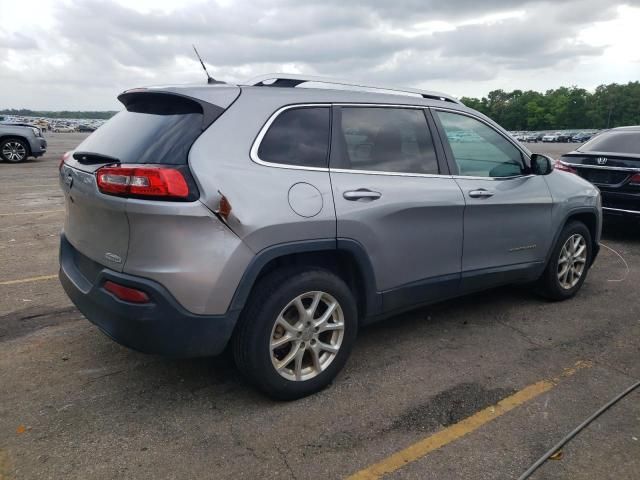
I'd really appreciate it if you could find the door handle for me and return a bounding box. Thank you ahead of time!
[468,189,495,199]
[343,189,382,201]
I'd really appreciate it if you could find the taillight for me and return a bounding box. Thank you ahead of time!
[59,151,71,171]
[104,280,150,303]
[96,165,194,200]
[630,173,640,185]
[554,160,577,174]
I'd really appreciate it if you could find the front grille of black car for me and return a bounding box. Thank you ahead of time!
[575,168,629,185]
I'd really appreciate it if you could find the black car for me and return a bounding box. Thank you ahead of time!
[557,126,640,217]
[572,132,593,143]
[556,132,574,143]
[77,124,96,132]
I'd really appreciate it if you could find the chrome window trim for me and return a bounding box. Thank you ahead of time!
[330,167,452,179]
[559,161,640,173]
[431,106,532,179]
[251,102,455,176]
[451,174,537,181]
[250,103,332,172]
[603,207,640,215]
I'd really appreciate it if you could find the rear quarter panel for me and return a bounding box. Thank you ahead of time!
[188,88,337,253]
[124,199,254,315]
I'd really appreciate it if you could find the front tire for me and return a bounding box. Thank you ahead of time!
[539,221,592,300]
[232,268,358,400]
[0,138,29,162]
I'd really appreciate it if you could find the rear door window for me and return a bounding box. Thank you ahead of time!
[257,107,331,168]
[333,107,439,174]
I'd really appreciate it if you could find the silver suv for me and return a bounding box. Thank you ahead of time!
[59,75,602,399]
[0,123,47,162]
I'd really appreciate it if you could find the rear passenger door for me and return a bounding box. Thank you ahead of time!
[432,109,553,288]
[330,105,465,312]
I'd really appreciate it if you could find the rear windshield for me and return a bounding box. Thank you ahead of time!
[75,93,204,165]
[580,131,640,155]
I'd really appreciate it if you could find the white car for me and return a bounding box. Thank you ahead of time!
[54,125,76,133]
[542,132,560,142]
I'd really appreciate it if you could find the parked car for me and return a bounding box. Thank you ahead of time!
[77,124,97,132]
[556,132,573,143]
[0,123,47,162]
[557,126,640,218]
[542,132,560,142]
[525,133,539,143]
[572,132,592,143]
[54,125,76,133]
[58,75,602,399]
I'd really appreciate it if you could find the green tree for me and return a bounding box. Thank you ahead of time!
[459,81,640,130]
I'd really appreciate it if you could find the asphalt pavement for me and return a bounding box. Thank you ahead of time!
[0,134,638,479]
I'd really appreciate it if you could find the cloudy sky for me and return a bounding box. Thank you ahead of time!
[1,0,639,110]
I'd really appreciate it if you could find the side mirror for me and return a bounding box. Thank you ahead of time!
[530,154,554,175]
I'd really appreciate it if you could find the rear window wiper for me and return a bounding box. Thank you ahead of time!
[73,151,121,165]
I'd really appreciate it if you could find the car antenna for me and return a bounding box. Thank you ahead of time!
[192,45,222,84]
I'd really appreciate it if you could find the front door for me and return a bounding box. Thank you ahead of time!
[433,109,553,288]
[330,105,465,312]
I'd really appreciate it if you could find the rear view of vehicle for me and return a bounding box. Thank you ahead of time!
[59,86,249,357]
[557,126,640,218]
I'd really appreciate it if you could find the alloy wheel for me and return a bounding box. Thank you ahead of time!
[2,141,27,162]
[269,291,345,381]
[557,234,587,290]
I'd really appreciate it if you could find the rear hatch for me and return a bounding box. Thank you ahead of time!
[60,86,240,272]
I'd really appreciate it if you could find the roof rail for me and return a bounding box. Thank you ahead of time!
[244,74,463,105]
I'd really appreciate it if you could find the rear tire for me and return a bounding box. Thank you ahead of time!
[539,221,592,300]
[232,267,358,400]
[0,138,29,162]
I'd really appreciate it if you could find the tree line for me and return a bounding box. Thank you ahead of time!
[0,109,117,120]
[2,81,639,129]
[460,81,640,131]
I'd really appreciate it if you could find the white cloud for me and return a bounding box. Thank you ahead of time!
[0,0,638,110]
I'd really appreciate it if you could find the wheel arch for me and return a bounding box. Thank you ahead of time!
[0,135,31,157]
[547,207,600,268]
[228,238,382,321]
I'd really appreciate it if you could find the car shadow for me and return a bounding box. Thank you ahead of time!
[117,284,536,405]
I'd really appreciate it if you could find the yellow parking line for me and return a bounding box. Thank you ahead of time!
[0,274,58,286]
[346,361,592,480]
[0,209,64,217]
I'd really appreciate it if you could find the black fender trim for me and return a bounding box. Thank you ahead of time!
[546,207,601,268]
[337,238,383,318]
[228,238,382,319]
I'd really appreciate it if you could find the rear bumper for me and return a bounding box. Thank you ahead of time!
[600,191,640,218]
[59,235,239,357]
